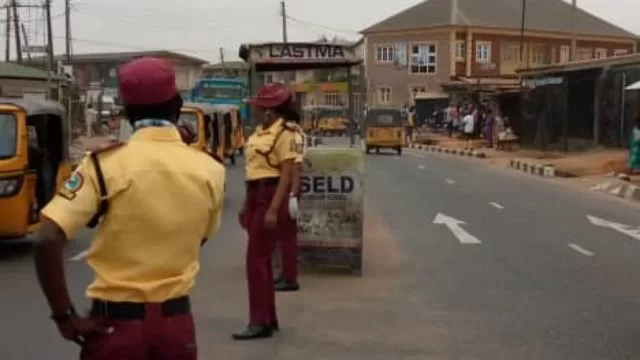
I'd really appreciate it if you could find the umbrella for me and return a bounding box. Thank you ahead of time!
[625,80,640,91]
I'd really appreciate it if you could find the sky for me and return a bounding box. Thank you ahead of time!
[2,0,639,64]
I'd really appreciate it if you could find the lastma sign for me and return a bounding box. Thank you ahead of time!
[268,44,346,61]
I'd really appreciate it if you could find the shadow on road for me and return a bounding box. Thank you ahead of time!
[0,240,34,261]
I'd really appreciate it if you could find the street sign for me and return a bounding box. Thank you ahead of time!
[297,147,364,274]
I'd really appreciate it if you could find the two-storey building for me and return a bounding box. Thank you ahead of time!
[361,0,637,108]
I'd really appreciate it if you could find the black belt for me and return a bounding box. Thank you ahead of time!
[246,177,279,189]
[90,296,190,320]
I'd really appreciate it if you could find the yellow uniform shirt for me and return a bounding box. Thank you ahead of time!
[244,118,301,180]
[285,121,306,164]
[42,127,225,302]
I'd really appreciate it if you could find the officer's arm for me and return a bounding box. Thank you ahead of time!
[34,157,100,315]
[202,164,226,246]
[270,131,299,212]
[291,132,304,196]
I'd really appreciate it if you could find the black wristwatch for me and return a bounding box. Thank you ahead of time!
[50,306,76,324]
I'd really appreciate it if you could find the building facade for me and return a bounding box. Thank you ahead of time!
[362,0,638,108]
[32,50,208,93]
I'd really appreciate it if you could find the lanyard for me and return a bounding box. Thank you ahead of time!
[133,119,175,131]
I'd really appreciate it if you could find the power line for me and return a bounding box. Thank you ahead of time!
[285,14,360,36]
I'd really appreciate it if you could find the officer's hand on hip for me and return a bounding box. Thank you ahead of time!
[58,315,113,345]
[264,208,278,229]
[238,208,246,230]
[288,197,299,219]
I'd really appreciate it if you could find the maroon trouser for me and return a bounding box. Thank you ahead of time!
[80,298,196,360]
[244,179,288,325]
[279,211,299,282]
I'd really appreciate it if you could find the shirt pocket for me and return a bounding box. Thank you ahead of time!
[104,174,133,200]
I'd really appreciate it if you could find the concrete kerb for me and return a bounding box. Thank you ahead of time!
[406,143,486,159]
[590,179,640,203]
[508,159,556,178]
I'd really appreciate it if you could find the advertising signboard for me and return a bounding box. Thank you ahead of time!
[297,147,364,274]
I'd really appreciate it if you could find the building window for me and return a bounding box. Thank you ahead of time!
[501,42,520,62]
[530,44,549,65]
[375,44,395,62]
[595,48,608,59]
[410,43,437,74]
[455,40,465,61]
[324,92,341,106]
[576,47,593,61]
[410,85,427,99]
[476,41,491,62]
[264,73,274,83]
[614,49,629,56]
[377,87,391,105]
[559,46,570,63]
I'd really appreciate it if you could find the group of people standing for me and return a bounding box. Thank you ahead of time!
[32,56,305,360]
[443,104,507,148]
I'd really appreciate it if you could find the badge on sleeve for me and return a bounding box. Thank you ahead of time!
[290,138,304,154]
[57,172,85,200]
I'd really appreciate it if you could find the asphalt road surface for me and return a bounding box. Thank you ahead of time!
[2,137,640,360]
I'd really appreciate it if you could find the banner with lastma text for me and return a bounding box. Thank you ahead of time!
[297,147,364,274]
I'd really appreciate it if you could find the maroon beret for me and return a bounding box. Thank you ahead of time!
[247,82,292,108]
[117,57,178,105]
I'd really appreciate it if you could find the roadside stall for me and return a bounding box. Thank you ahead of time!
[239,42,365,274]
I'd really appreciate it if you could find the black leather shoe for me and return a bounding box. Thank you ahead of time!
[274,280,300,292]
[270,321,280,332]
[232,325,273,340]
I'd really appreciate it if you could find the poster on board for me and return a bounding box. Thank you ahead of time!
[297,147,364,274]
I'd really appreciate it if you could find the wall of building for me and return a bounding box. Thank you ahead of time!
[365,29,452,107]
[0,78,53,98]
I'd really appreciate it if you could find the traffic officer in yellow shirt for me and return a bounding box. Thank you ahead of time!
[33,57,225,359]
[274,107,304,292]
[233,83,302,340]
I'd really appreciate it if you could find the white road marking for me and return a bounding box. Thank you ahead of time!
[433,213,482,244]
[445,178,455,184]
[418,165,426,169]
[69,250,89,261]
[406,152,426,159]
[587,215,640,242]
[489,202,504,209]
[568,243,595,257]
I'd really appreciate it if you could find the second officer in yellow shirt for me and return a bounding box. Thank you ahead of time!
[233,83,302,340]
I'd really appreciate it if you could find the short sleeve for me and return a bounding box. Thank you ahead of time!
[273,129,300,164]
[203,163,226,239]
[293,132,304,163]
[41,156,99,240]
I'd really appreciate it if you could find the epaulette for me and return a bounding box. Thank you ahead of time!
[283,121,301,132]
[86,141,125,156]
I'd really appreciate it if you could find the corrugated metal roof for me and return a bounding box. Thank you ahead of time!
[30,50,208,65]
[0,62,55,81]
[361,0,636,39]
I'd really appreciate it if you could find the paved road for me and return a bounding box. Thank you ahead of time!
[2,137,640,359]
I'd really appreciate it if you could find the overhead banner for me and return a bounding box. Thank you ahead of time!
[297,147,364,274]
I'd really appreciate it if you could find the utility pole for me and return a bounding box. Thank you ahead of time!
[11,0,22,63]
[280,1,290,88]
[219,47,225,75]
[519,0,526,68]
[569,0,577,61]
[20,23,30,62]
[45,0,54,72]
[65,0,71,61]
[5,5,10,61]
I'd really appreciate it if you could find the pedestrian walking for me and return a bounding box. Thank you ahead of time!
[462,112,475,148]
[33,57,226,360]
[483,108,495,148]
[234,82,303,340]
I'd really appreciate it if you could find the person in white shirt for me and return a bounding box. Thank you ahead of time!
[462,113,475,147]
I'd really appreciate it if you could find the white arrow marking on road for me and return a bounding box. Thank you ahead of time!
[69,250,89,261]
[445,178,455,184]
[489,202,504,209]
[568,243,595,257]
[418,165,426,169]
[587,215,640,241]
[433,213,481,244]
